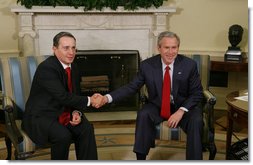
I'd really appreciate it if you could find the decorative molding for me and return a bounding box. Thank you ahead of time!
[11,5,176,57]
[11,5,176,14]
[179,50,248,59]
[0,50,20,57]
[19,31,37,38]
[179,50,226,57]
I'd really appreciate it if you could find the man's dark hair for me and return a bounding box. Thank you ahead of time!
[53,31,76,47]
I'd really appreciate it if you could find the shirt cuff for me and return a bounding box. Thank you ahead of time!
[72,110,82,116]
[179,107,189,112]
[87,96,91,106]
[105,94,113,103]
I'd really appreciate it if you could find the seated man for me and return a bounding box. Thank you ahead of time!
[95,31,204,160]
[22,31,102,160]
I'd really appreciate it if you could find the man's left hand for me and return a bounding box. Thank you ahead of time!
[167,108,185,128]
[70,111,82,126]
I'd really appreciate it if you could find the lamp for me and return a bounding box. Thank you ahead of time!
[224,24,244,61]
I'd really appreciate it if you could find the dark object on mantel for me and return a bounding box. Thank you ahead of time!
[224,24,244,61]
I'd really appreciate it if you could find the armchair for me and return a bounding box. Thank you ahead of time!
[0,55,50,159]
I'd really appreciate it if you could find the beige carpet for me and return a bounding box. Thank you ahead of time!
[0,123,247,160]
[0,110,248,160]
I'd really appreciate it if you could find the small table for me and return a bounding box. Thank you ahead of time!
[211,56,248,72]
[225,90,248,159]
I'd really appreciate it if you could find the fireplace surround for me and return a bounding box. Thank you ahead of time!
[11,5,176,59]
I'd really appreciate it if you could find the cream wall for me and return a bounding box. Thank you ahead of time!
[167,0,248,54]
[0,0,249,109]
[0,0,19,56]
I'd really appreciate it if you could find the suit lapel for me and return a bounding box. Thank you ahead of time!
[54,56,69,92]
[153,56,163,101]
[172,55,182,99]
[71,65,78,94]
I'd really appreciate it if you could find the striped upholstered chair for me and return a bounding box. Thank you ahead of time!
[0,55,50,159]
[142,54,217,160]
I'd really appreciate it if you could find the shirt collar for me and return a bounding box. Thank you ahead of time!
[59,61,71,70]
[161,58,174,71]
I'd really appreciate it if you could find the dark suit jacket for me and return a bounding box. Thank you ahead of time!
[110,54,203,121]
[22,55,88,145]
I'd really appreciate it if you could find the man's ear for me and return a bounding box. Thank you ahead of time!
[52,46,56,52]
[157,45,161,51]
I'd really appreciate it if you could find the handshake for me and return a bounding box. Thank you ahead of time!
[90,93,108,109]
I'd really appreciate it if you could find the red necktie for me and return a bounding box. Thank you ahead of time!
[59,67,72,125]
[161,66,171,119]
[65,67,72,92]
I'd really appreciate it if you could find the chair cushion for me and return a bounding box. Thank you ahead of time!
[155,121,186,141]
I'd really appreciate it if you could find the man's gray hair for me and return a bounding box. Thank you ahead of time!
[157,31,180,47]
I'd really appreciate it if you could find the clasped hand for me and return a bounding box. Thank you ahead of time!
[90,93,108,109]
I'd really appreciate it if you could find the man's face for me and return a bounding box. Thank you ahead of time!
[158,37,179,65]
[53,36,76,65]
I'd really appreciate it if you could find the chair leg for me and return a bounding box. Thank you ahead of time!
[5,135,12,160]
[207,130,217,160]
[208,142,217,160]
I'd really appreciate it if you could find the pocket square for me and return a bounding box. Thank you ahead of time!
[178,72,182,74]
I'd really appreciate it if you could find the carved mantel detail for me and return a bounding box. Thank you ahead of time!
[11,5,176,58]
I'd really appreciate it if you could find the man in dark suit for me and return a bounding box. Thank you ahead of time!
[22,32,101,160]
[97,31,204,160]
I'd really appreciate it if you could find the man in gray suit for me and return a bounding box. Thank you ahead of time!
[96,31,204,160]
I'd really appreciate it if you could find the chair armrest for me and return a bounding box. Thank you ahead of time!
[203,90,216,106]
[3,96,23,145]
[202,90,216,131]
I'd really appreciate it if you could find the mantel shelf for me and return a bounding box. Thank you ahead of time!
[11,5,176,14]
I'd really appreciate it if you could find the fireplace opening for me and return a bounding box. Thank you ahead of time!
[74,50,141,112]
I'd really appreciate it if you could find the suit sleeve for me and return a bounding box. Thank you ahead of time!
[35,63,88,110]
[110,63,146,103]
[179,61,203,110]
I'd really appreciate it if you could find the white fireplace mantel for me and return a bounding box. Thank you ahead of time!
[11,5,176,59]
[11,5,176,14]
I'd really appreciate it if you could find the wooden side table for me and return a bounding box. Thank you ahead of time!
[225,90,248,159]
[211,56,248,72]
[210,57,248,87]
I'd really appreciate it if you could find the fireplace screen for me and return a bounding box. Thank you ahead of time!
[74,50,140,112]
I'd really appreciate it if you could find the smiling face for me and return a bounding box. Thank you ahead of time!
[53,36,76,65]
[158,36,179,65]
